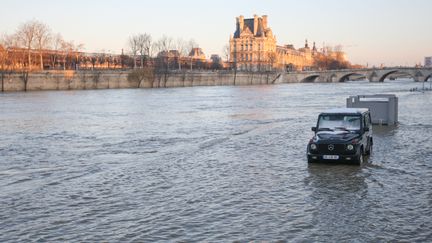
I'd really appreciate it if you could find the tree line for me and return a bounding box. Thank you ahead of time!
[0,20,225,73]
[0,20,85,71]
[0,19,355,75]
[312,45,352,70]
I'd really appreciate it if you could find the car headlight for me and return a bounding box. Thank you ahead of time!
[310,144,317,150]
[347,144,354,150]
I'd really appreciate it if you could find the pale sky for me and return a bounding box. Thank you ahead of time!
[1,0,431,66]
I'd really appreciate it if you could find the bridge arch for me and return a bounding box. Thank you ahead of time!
[338,73,367,82]
[424,74,432,82]
[378,70,416,82]
[301,75,320,83]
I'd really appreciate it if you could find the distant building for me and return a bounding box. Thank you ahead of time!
[230,15,318,71]
[229,14,347,71]
[425,57,432,67]
[189,48,206,60]
[157,50,180,58]
[229,15,277,71]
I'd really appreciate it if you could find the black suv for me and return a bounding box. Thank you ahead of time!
[307,108,373,164]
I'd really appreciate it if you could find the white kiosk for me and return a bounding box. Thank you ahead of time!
[346,94,398,125]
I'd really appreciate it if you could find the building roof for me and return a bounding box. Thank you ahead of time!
[243,19,255,34]
[234,16,267,38]
[188,48,206,60]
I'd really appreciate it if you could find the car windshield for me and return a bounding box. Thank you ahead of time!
[318,114,361,131]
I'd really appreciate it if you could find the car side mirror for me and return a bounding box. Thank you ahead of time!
[364,127,369,132]
[311,127,317,132]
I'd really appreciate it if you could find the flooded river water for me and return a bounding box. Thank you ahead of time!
[1,80,431,242]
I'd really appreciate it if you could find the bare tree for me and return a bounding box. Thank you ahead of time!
[175,38,188,70]
[156,35,173,53]
[60,40,75,70]
[0,35,7,68]
[2,33,23,70]
[50,33,63,69]
[222,44,230,63]
[15,20,39,70]
[4,31,30,91]
[187,39,197,70]
[0,36,7,91]
[127,67,154,88]
[324,44,333,55]
[156,35,173,68]
[73,43,84,70]
[155,35,173,87]
[137,33,152,68]
[268,52,277,71]
[33,21,51,70]
[128,34,139,69]
[97,50,107,69]
[144,34,153,58]
[60,40,70,70]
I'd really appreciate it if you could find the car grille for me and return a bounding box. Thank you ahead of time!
[317,144,346,155]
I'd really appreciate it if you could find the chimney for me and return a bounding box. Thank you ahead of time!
[253,14,258,35]
[239,15,244,33]
[262,15,268,29]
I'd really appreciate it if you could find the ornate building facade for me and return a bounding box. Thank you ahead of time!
[229,15,319,71]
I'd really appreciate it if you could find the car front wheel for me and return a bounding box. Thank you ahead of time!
[355,149,364,165]
[366,144,372,155]
[366,139,373,155]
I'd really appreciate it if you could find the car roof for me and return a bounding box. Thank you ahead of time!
[321,108,369,115]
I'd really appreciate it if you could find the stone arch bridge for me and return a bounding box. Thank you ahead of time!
[280,67,432,83]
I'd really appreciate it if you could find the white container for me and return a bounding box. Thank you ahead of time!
[346,94,398,125]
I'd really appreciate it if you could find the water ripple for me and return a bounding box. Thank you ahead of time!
[0,81,431,241]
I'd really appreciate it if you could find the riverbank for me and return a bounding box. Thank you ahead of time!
[0,70,283,92]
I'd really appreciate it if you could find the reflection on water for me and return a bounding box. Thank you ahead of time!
[0,80,431,241]
[373,124,399,136]
[305,164,369,241]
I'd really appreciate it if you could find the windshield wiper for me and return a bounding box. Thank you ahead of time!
[318,128,333,131]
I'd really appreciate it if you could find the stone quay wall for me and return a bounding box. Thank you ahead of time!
[0,70,283,92]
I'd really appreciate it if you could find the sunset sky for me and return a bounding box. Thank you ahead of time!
[1,0,431,66]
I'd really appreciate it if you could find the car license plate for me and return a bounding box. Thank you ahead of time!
[323,155,339,160]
